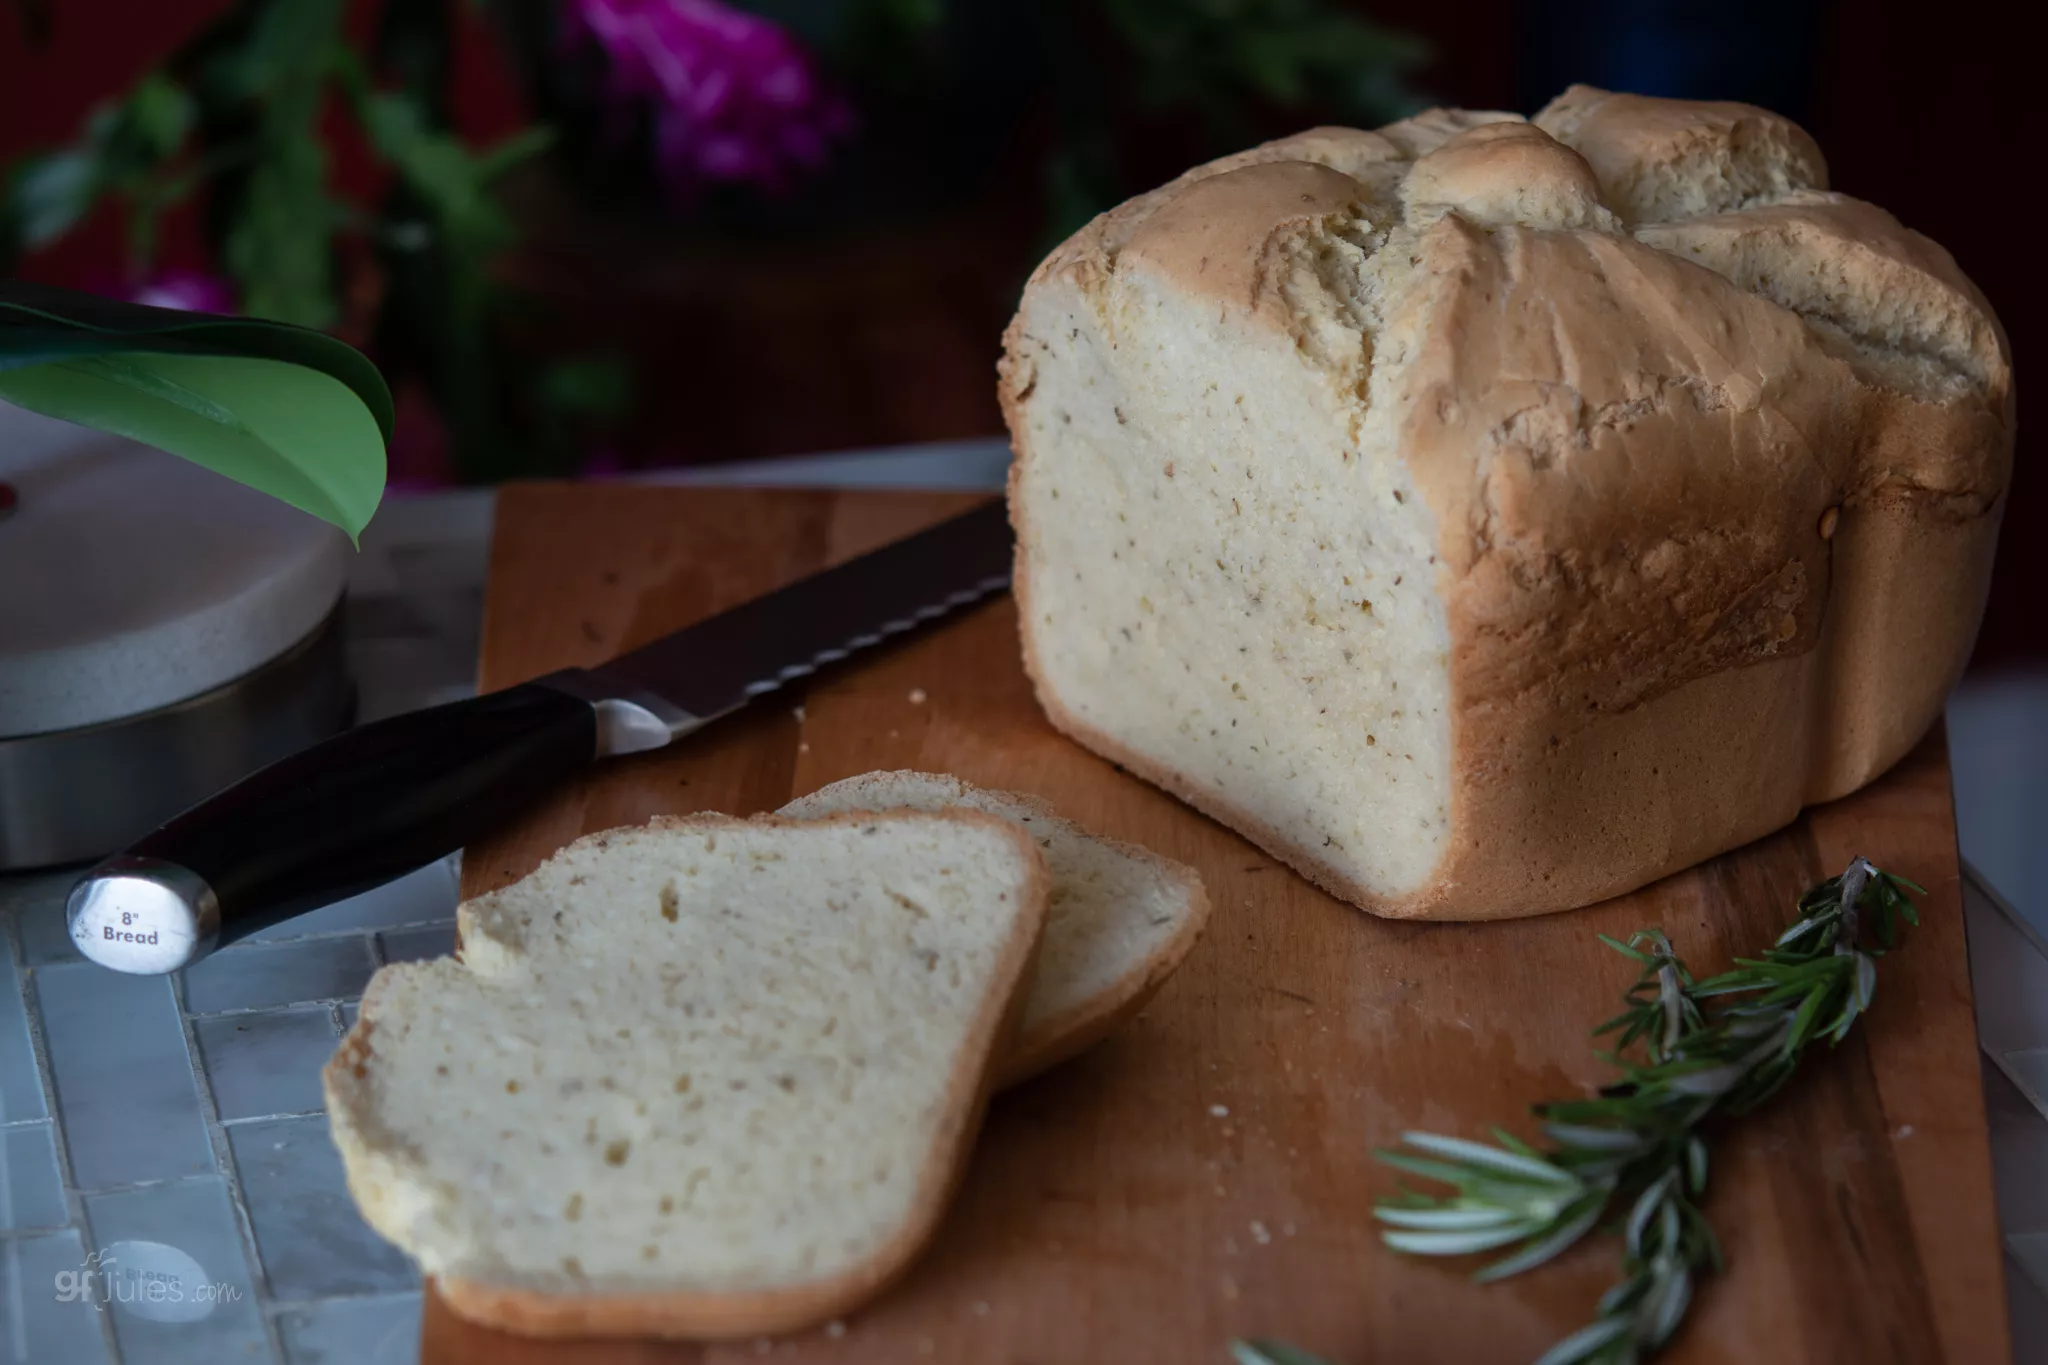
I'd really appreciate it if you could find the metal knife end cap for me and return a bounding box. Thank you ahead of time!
[67,857,220,975]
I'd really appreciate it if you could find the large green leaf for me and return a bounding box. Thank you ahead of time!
[0,283,391,429]
[0,351,383,541]
[0,280,390,541]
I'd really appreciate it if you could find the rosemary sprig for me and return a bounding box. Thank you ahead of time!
[1232,857,1921,1365]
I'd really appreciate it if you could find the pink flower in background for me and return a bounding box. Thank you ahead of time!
[126,270,236,314]
[565,0,855,197]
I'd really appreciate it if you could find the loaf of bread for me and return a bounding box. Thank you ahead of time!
[324,811,1047,1338]
[781,770,1208,1086]
[1000,86,2012,921]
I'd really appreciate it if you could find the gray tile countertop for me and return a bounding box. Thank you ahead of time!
[1,855,457,1365]
[3,434,2045,1363]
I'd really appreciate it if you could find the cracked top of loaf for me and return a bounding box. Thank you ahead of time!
[1010,85,2011,722]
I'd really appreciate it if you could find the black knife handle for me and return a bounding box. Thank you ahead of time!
[66,683,597,973]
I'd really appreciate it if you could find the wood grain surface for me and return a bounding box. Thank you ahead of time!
[422,483,2007,1365]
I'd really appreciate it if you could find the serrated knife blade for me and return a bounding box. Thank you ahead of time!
[66,500,1015,974]
[567,498,1013,739]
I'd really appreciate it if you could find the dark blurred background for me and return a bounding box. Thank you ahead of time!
[0,0,2032,670]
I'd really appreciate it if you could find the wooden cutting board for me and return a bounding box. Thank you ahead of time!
[422,483,2007,1365]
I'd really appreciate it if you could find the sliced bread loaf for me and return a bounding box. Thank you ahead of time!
[323,810,1048,1339]
[781,771,1209,1086]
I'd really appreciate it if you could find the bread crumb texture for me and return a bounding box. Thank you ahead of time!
[323,812,1044,1306]
[1001,86,2012,920]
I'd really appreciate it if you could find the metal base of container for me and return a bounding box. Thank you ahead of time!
[0,603,353,871]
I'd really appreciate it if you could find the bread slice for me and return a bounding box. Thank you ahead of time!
[781,771,1208,1088]
[322,810,1048,1339]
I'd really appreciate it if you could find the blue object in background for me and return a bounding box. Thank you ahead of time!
[1517,0,1826,118]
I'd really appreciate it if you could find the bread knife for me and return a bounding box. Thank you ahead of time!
[66,501,1012,975]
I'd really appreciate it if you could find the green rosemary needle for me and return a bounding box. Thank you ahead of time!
[1233,857,1921,1365]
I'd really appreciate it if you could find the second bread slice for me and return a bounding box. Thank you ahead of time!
[324,810,1048,1339]
[782,771,1209,1086]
